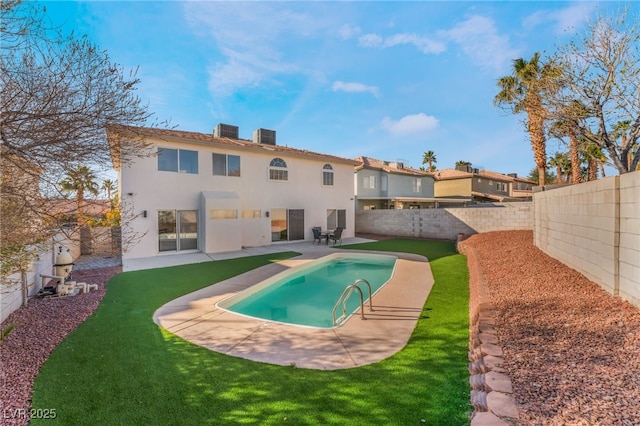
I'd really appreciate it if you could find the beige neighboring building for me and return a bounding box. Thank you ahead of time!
[434,165,535,202]
[107,124,356,264]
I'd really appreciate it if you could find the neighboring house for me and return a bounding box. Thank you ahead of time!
[354,157,466,209]
[107,124,356,261]
[434,165,535,202]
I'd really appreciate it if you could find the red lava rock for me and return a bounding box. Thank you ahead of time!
[0,266,120,426]
[462,231,640,426]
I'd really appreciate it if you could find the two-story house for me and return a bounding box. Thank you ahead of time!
[107,124,356,262]
[434,165,535,202]
[353,157,464,209]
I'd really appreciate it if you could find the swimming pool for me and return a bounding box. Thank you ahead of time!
[217,253,398,328]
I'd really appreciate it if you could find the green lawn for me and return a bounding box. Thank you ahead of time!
[32,240,470,425]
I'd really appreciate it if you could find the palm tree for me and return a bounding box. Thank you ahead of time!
[60,166,99,226]
[422,151,437,172]
[583,143,608,181]
[455,160,472,172]
[548,152,571,184]
[102,179,117,205]
[495,52,558,186]
[548,101,589,184]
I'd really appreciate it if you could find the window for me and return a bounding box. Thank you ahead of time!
[241,209,262,219]
[158,148,198,174]
[269,158,288,181]
[381,175,388,191]
[212,153,241,177]
[363,175,376,189]
[322,164,334,186]
[158,210,197,252]
[210,209,238,219]
[413,178,422,193]
[326,209,347,230]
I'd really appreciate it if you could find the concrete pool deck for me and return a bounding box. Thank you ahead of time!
[153,240,434,370]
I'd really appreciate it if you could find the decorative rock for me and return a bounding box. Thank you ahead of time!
[484,371,514,394]
[470,411,510,426]
[486,391,519,419]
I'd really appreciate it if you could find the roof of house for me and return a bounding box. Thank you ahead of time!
[354,156,432,177]
[434,168,536,184]
[106,124,358,170]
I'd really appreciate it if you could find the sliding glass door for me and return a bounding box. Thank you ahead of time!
[158,210,197,252]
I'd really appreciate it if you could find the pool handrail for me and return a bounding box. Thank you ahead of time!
[332,278,374,326]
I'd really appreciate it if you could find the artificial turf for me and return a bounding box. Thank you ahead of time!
[31,240,470,425]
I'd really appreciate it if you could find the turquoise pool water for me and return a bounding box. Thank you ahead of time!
[218,253,397,328]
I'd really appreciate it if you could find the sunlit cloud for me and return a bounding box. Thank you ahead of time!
[440,15,520,74]
[379,113,439,137]
[332,81,379,97]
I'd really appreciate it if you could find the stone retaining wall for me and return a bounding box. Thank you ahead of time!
[458,237,519,425]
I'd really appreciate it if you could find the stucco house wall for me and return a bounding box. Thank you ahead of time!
[112,126,355,261]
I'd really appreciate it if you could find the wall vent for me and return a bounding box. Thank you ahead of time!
[253,128,276,145]
[214,123,239,139]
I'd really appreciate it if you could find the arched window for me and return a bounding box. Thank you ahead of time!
[269,158,288,181]
[322,163,334,186]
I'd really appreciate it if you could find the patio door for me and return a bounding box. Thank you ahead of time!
[158,209,198,252]
[270,209,304,242]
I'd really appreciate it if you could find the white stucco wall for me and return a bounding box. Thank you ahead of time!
[118,136,355,260]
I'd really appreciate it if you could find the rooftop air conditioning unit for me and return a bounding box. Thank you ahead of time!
[214,123,239,139]
[253,128,276,145]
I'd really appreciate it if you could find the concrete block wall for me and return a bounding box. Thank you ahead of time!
[619,172,640,307]
[534,171,640,308]
[355,202,533,241]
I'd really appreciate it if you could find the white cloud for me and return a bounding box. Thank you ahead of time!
[332,81,379,97]
[383,33,446,54]
[183,2,319,97]
[379,113,439,137]
[358,33,384,48]
[441,15,520,74]
[337,24,361,40]
[358,32,445,54]
[523,3,596,34]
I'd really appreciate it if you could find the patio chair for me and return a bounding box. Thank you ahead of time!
[328,227,343,246]
[312,227,324,245]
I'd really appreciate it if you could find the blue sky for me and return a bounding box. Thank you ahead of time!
[42,1,633,178]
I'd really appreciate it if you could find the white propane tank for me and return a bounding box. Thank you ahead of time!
[55,248,73,278]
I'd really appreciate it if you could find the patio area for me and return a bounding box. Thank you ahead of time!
[153,247,433,370]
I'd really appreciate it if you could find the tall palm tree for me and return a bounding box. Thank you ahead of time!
[495,52,558,186]
[422,151,437,172]
[583,143,608,181]
[60,166,99,226]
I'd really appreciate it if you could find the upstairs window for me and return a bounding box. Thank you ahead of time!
[269,158,288,181]
[213,153,241,177]
[413,178,422,193]
[322,164,334,186]
[158,148,198,174]
[363,175,376,189]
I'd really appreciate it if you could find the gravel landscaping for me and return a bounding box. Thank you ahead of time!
[0,267,120,425]
[462,230,640,426]
[1,231,639,425]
